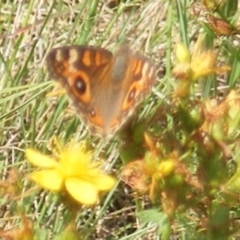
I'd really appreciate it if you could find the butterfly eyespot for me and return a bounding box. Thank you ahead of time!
[90,110,96,117]
[74,77,86,94]
[128,88,136,102]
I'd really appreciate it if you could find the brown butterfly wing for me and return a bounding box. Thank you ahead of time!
[46,45,113,134]
[103,46,156,135]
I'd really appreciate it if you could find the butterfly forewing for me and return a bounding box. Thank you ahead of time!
[46,45,112,117]
[122,54,156,111]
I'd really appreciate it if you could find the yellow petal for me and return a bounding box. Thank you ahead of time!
[93,175,116,191]
[191,51,216,80]
[156,159,175,178]
[25,148,58,168]
[65,178,98,205]
[175,42,190,63]
[28,170,63,191]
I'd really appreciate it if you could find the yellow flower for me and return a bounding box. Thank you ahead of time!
[25,141,115,205]
[175,42,191,63]
[172,35,230,81]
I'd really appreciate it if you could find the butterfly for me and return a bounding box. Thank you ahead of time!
[46,45,156,137]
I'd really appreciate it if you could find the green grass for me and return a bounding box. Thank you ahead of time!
[1,0,240,239]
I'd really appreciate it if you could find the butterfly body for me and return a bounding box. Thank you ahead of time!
[46,45,156,137]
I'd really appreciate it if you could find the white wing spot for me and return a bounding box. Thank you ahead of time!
[56,50,63,62]
[69,49,78,64]
[68,49,79,72]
